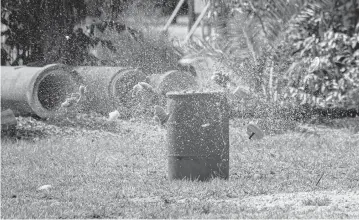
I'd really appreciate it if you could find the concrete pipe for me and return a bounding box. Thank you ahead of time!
[74,66,146,114]
[1,64,82,118]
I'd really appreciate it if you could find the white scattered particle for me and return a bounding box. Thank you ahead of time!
[108,110,120,121]
[201,123,210,128]
[37,185,52,191]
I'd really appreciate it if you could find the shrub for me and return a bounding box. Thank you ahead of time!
[285,0,359,111]
[180,0,359,122]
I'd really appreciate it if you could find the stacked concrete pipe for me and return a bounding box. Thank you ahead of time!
[74,66,146,115]
[1,64,82,118]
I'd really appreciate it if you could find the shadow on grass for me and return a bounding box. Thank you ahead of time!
[1,126,48,142]
[1,114,144,142]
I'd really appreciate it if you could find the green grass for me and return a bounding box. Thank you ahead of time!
[1,119,359,219]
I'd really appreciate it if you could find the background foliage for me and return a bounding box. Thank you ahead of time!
[181,0,359,119]
[285,0,359,110]
[1,0,358,119]
[1,0,89,65]
[0,0,188,71]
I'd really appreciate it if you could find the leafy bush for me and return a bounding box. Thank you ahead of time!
[178,3,295,120]
[181,0,359,121]
[1,0,89,65]
[285,0,359,110]
[1,0,191,72]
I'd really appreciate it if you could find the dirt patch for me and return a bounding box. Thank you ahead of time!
[128,190,359,218]
[212,190,359,218]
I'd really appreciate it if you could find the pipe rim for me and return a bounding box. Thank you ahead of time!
[27,64,80,118]
[110,68,145,106]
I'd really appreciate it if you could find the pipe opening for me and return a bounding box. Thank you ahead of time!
[37,73,74,111]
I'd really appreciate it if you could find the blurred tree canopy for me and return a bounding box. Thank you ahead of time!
[0,0,188,66]
[1,0,88,65]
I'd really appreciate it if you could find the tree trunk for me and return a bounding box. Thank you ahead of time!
[188,0,195,32]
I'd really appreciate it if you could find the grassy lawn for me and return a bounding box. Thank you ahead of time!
[1,117,359,219]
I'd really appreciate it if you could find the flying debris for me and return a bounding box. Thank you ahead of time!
[78,85,87,96]
[108,110,120,121]
[201,123,210,128]
[247,123,264,140]
[232,85,251,99]
[154,105,169,125]
[61,85,87,109]
[61,98,77,108]
[37,185,52,191]
[131,82,156,97]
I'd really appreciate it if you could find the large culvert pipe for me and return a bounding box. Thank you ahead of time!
[74,66,146,114]
[1,64,82,118]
